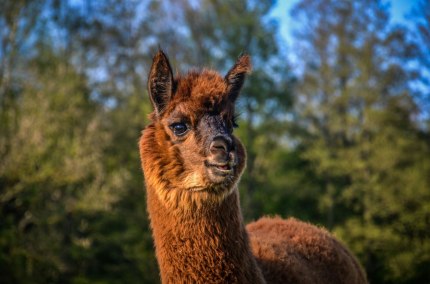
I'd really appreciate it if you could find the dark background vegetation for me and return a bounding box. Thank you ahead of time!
[1,0,429,283]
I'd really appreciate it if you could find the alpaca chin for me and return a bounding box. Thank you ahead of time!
[176,172,239,209]
[154,182,237,211]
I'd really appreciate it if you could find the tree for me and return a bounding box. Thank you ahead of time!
[0,1,158,282]
[290,0,430,283]
[0,44,110,283]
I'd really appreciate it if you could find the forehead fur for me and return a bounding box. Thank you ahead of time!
[168,69,230,113]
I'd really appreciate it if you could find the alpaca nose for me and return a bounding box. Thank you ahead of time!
[210,136,232,156]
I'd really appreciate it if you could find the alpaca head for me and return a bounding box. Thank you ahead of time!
[140,50,251,209]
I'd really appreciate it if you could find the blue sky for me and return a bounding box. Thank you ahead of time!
[271,0,419,45]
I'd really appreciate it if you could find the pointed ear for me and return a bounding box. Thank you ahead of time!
[148,50,174,115]
[225,54,252,101]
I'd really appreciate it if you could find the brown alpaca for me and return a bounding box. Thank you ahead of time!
[139,50,367,284]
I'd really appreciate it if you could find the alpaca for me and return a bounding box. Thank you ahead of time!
[139,50,367,284]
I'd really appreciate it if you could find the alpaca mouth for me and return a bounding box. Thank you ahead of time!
[205,161,235,181]
[218,165,230,170]
[211,163,233,173]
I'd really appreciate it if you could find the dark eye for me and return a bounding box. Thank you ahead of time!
[170,123,188,136]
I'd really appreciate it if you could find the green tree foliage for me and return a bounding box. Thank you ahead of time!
[0,0,429,283]
[291,0,430,283]
[1,48,110,282]
[0,1,156,283]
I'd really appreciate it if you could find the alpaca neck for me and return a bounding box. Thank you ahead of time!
[147,187,265,283]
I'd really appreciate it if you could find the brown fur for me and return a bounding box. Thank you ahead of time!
[247,217,367,284]
[139,50,367,283]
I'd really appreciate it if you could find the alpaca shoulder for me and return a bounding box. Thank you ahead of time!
[246,217,367,284]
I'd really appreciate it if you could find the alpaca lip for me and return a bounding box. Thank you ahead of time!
[206,162,234,175]
[210,166,233,178]
[217,165,230,171]
[213,164,232,172]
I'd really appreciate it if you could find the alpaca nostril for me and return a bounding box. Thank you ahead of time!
[210,140,227,154]
[210,136,231,155]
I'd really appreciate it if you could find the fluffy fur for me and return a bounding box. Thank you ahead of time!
[247,217,366,284]
[139,50,367,283]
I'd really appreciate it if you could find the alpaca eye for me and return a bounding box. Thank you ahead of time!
[170,123,188,136]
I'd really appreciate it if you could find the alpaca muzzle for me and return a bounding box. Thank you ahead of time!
[205,134,237,182]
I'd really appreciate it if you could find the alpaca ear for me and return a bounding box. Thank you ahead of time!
[225,54,252,102]
[148,50,174,115]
